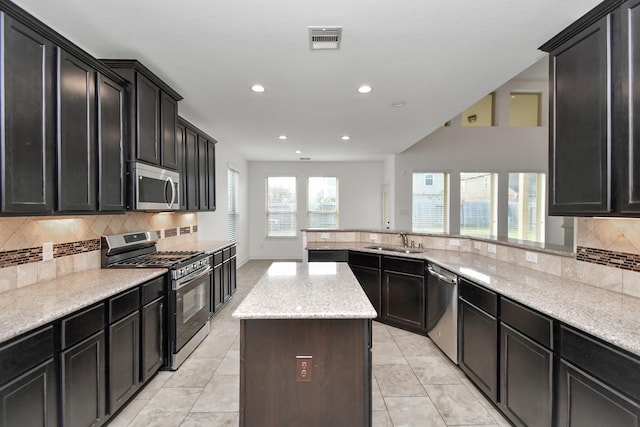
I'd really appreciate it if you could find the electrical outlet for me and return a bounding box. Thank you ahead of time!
[320,233,330,240]
[296,356,313,382]
[369,233,378,241]
[487,244,497,254]
[525,251,538,263]
[42,242,53,262]
[474,241,482,250]
[448,239,460,247]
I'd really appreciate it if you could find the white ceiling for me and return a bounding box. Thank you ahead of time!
[14,0,601,162]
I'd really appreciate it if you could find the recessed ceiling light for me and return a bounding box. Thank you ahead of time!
[358,85,372,94]
[251,84,265,93]
[391,102,406,108]
[295,150,302,154]
[341,135,350,141]
[278,135,287,140]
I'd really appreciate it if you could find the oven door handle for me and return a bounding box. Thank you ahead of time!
[174,266,212,290]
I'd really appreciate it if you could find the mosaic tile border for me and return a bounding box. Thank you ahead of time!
[0,239,100,268]
[180,226,191,235]
[165,228,178,238]
[576,246,640,272]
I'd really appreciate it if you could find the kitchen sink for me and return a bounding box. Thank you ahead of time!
[364,245,426,254]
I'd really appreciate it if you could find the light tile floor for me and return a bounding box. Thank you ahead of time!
[110,260,510,427]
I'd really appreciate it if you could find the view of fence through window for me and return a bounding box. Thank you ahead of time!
[460,172,497,237]
[266,177,297,237]
[508,173,545,243]
[412,173,449,233]
[308,177,338,229]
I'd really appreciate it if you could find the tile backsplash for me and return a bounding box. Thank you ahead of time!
[0,212,198,294]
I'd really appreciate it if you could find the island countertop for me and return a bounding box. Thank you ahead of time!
[232,262,377,320]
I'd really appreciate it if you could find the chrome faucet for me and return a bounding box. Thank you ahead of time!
[398,233,408,248]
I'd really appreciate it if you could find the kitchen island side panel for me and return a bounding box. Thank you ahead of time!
[239,318,371,427]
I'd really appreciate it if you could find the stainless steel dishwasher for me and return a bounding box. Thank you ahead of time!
[426,263,458,364]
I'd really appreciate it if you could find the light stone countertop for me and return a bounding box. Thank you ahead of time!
[307,242,640,357]
[232,262,377,320]
[0,268,166,343]
[170,240,234,254]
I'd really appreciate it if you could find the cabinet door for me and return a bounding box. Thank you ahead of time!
[382,271,425,332]
[549,15,611,215]
[458,299,498,402]
[557,360,640,426]
[97,73,125,212]
[141,298,164,383]
[350,265,381,315]
[136,73,160,165]
[213,263,224,312]
[230,256,237,295]
[197,135,208,210]
[177,123,187,211]
[500,324,553,427]
[207,140,216,210]
[618,1,640,213]
[222,260,231,302]
[0,359,57,427]
[160,93,178,169]
[109,311,140,414]
[185,127,199,210]
[1,15,55,214]
[62,331,106,427]
[57,49,96,212]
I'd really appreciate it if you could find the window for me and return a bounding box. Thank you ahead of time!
[508,173,546,243]
[227,168,239,242]
[460,172,497,237]
[412,173,449,233]
[510,92,541,127]
[266,177,297,237]
[461,93,495,127]
[308,177,338,229]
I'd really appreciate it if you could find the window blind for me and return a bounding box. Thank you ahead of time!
[228,168,239,242]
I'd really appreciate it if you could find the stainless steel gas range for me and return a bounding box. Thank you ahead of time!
[102,231,212,370]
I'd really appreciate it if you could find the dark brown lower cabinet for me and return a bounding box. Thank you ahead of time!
[213,261,224,312]
[0,359,57,427]
[222,259,231,303]
[499,324,552,426]
[141,298,164,383]
[62,331,106,427]
[458,299,498,402]
[307,249,347,262]
[350,265,381,315]
[239,318,371,427]
[230,256,237,295]
[381,256,425,333]
[109,311,140,414]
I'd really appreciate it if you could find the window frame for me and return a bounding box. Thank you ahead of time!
[459,172,498,238]
[265,176,298,238]
[307,176,339,229]
[412,172,450,234]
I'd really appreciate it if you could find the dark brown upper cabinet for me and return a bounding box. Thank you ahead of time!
[1,14,56,214]
[541,0,640,216]
[178,116,217,212]
[57,49,97,213]
[97,73,125,212]
[101,60,182,170]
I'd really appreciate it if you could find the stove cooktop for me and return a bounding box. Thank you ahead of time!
[110,250,204,268]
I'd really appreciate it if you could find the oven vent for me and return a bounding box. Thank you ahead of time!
[308,27,342,50]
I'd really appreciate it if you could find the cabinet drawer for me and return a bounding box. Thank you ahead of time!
[459,278,497,317]
[308,250,347,262]
[213,251,223,266]
[501,298,553,349]
[230,245,236,257]
[348,251,381,269]
[0,326,55,384]
[560,326,640,402]
[223,247,231,261]
[62,303,105,349]
[383,256,423,276]
[109,288,140,324]
[142,276,165,305]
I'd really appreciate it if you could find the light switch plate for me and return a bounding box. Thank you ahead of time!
[474,242,482,250]
[369,233,379,241]
[448,239,460,247]
[525,251,538,263]
[320,233,330,240]
[487,244,497,254]
[42,242,54,262]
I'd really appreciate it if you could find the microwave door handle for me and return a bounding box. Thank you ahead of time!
[166,177,176,208]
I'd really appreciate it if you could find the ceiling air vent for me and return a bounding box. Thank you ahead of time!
[308,26,342,50]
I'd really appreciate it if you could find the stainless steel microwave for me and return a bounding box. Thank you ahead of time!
[129,162,180,211]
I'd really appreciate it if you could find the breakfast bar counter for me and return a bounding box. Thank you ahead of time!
[232,262,376,427]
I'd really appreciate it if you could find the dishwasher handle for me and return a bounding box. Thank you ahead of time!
[427,265,457,285]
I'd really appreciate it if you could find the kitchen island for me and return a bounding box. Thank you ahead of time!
[232,262,377,427]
